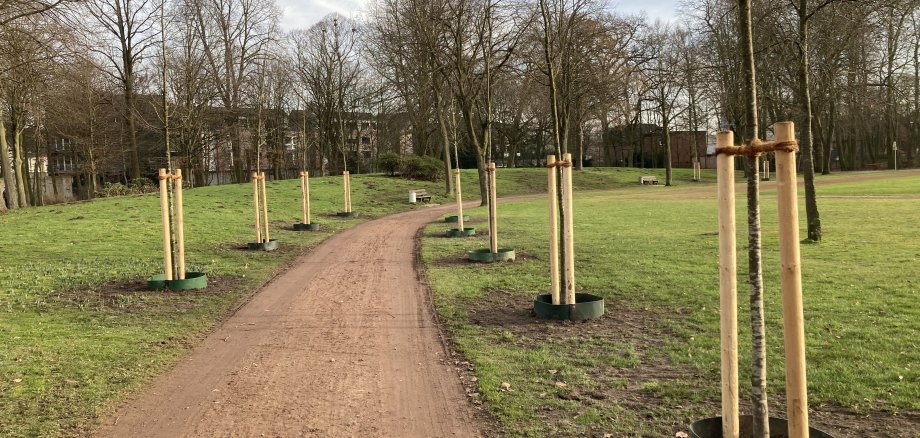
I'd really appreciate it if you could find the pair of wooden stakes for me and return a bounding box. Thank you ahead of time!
[157,168,187,281]
[717,122,810,437]
[450,163,498,249]
[546,153,576,306]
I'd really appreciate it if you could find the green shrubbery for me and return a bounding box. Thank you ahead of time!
[377,153,444,181]
[95,178,158,198]
[378,153,401,176]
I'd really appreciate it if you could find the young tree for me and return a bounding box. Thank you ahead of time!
[739,0,769,435]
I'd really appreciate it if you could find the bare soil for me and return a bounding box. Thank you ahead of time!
[96,205,481,438]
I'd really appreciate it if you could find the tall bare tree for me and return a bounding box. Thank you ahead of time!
[191,0,279,183]
[86,0,157,180]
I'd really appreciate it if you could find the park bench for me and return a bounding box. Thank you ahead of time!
[412,189,432,203]
[865,162,886,170]
[639,176,660,185]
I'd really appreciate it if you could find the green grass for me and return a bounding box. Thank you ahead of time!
[0,166,699,437]
[421,171,920,436]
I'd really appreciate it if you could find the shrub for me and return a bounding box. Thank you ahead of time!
[378,153,401,176]
[401,155,444,181]
[96,178,158,198]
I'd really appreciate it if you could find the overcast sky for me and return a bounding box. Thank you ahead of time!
[276,0,679,31]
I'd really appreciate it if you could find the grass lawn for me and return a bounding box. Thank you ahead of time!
[0,166,697,437]
[421,170,920,437]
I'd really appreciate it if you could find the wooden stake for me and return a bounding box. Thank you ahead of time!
[174,169,186,280]
[345,171,351,213]
[488,162,498,254]
[158,169,173,281]
[774,121,810,438]
[252,172,262,243]
[716,131,739,438]
[308,171,310,225]
[343,171,350,213]
[547,155,560,305]
[454,169,464,231]
[260,172,270,243]
[561,153,575,308]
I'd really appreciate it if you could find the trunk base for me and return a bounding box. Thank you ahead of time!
[248,240,279,251]
[689,416,834,438]
[148,272,208,291]
[533,293,604,320]
[467,248,515,262]
[293,223,320,231]
[446,228,476,237]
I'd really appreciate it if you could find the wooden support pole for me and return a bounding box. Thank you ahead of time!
[158,169,173,281]
[345,170,351,213]
[174,169,186,280]
[547,155,560,305]
[561,153,575,309]
[260,172,270,243]
[488,162,498,254]
[302,171,311,225]
[454,169,464,231]
[716,131,739,438]
[774,121,810,438]
[343,171,350,213]
[252,172,262,243]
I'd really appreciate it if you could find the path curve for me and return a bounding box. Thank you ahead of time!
[97,204,480,438]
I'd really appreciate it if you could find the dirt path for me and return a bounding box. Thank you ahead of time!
[96,205,480,438]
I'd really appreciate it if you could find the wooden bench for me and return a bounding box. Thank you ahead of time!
[412,189,432,203]
[639,176,660,185]
[865,162,886,170]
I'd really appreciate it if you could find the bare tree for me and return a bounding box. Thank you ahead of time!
[191,0,279,183]
[85,0,157,180]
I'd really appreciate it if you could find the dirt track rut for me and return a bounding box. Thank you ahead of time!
[97,205,480,438]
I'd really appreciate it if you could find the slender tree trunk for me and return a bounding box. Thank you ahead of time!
[125,80,141,180]
[797,5,822,242]
[740,0,768,435]
[12,124,29,207]
[663,117,673,186]
[434,86,454,195]
[0,116,17,210]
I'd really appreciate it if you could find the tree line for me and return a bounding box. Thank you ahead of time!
[1,0,919,213]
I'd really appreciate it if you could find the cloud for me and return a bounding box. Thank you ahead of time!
[278,0,369,31]
[612,0,679,20]
[276,0,679,31]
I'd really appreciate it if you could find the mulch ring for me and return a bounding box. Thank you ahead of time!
[48,275,240,314]
[459,289,920,437]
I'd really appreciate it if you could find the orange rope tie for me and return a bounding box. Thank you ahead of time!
[715,140,799,157]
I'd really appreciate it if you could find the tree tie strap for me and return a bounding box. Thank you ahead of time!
[545,160,573,169]
[715,140,799,157]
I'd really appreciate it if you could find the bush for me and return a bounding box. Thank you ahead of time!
[96,178,158,198]
[378,153,401,176]
[401,155,444,182]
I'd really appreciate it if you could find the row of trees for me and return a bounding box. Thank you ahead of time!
[2,0,920,214]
